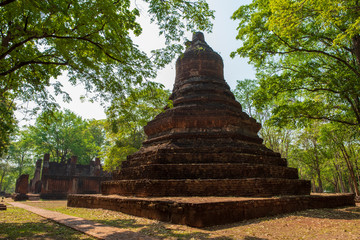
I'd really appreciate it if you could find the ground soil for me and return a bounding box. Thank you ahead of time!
[11,199,360,240]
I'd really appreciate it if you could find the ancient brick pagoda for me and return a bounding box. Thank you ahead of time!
[68,32,354,227]
[102,32,310,197]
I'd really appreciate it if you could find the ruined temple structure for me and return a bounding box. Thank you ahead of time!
[13,154,110,200]
[30,159,42,194]
[40,154,111,199]
[13,174,29,201]
[68,32,355,227]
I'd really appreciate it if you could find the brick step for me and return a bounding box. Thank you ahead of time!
[28,194,40,201]
[0,203,6,210]
[140,140,276,155]
[143,115,262,144]
[122,152,286,168]
[127,145,281,159]
[101,178,311,197]
[67,193,355,228]
[114,163,298,180]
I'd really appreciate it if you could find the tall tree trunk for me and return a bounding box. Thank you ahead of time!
[334,161,346,193]
[315,158,323,192]
[315,169,323,192]
[340,143,360,195]
[312,140,323,193]
[332,174,339,193]
[0,168,6,191]
[353,35,360,71]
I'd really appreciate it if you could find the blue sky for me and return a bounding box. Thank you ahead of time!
[25,1,256,122]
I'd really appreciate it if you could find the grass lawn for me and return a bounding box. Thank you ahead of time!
[20,199,360,240]
[0,201,95,240]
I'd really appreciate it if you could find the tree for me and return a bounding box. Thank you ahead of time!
[0,130,35,193]
[0,0,214,156]
[0,159,10,192]
[7,129,34,177]
[233,76,359,194]
[290,124,326,192]
[233,79,258,118]
[104,84,170,170]
[28,109,105,164]
[232,0,360,129]
[320,123,360,195]
[233,79,294,158]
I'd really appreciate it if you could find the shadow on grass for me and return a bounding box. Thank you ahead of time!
[207,205,360,231]
[294,205,360,220]
[139,222,234,240]
[0,221,94,240]
[243,237,267,240]
[95,218,145,229]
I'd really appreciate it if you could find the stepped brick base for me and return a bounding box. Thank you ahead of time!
[68,193,355,228]
[13,193,29,201]
[101,178,310,197]
[0,203,6,210]
[27,194,40,201]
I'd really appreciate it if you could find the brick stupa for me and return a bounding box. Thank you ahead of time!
[103,32,310,197]
[68,32,354,227]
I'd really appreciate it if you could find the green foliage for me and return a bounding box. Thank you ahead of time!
[0,130,35,192]
[289,123,326,192]
[104,84,170,170]
[234,79,360,194]
[0,0,214,156]
[232,0,360,128]
[233,79,294,158]
[233,79,258,118]
[7,130,35,177]
[0,159,13,192]
[0,97,16,157]
[27,109,105,164]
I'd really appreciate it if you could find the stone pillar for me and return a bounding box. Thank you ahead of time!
[70,156,77,176]
[89,161,95,176]
[30,159,42,193]
[15,174,29,194]
[14,174,29,201]
[94,158,101,176]
[42,153,50,178]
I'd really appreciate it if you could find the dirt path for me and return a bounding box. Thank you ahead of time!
[9,201,157,240]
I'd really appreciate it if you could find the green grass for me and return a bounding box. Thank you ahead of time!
[23,201,227,240]
[0,203,95,240]
[12,200,360,240]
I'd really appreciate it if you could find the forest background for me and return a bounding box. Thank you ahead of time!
[1,0,360,197]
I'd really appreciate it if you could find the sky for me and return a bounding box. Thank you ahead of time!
[21,0,256,122]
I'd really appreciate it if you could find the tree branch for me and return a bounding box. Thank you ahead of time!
[274,34,360,78]
[45,34,126,63]
[0,0,16,7]
[0,36,39,60]
[302,115,358,126]
[0,60,68,76]
[344,95,360,125]
[286,87,341,94]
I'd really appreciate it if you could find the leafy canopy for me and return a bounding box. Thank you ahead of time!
[0,0,214,156]
[104,85,170,170]
[27,109,106,164]
[232,0,360,128]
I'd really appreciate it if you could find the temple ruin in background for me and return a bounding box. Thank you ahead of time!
[14,153,110,200]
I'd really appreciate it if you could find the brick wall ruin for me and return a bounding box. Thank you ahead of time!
[13,153,111,200]
[40,154,111,199]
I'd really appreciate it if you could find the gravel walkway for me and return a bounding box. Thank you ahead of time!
[9,201,157,240]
